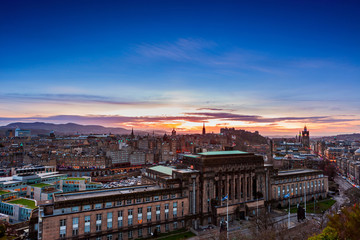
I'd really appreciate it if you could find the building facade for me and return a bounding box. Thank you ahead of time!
[30,150,329,240]
[270,169,328,207]
[35,185,189,240]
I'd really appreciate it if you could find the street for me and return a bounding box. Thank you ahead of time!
[332,175,352,208]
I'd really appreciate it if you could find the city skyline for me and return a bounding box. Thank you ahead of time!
[1,0,360,136]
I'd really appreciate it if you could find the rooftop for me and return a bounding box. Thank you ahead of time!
[66,177,86,181]
[198,150,249,156]
[54,185,159,202]
[183,154,200,158]
[277,169,320,176]
[8,198,37,209]
[148,166,174,176]
[0,190,10,196]
[30,183,51,188]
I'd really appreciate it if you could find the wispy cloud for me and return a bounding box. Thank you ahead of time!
[136,38,216,62]
[0,93,165,107]
[184,112,360,124]
[1,112,358,127]
[135,38,360,79]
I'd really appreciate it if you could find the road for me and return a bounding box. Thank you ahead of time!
[332,175,352,208]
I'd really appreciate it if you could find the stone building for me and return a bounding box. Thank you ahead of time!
[30,150,329,240]
[34,185,188,240]
[270,169,328,207]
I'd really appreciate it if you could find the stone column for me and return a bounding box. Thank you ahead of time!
[232,174,236,201]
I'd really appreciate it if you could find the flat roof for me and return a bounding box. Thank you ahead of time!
[0,190,11,195]
[183,154,200,158]
[277,169,320,176]
[30,183,51,188]
[7,198,37,209]
[198,150,249,156]
[66,177,86,181]
[54,185,160,202]
[148,166,174,176]
[173,169,199,173]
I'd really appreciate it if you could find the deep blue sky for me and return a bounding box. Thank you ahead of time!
[1,0,360,135]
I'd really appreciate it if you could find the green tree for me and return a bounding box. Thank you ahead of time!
[309,204,360,240]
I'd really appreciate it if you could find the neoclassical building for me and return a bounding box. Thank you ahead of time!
[30,150,328,240]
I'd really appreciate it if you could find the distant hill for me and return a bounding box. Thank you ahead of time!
[0,122,135,136]
[316,133,360,141]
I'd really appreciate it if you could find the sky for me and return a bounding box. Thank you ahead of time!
[1,0,360,136]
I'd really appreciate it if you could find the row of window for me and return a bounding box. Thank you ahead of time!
[60,216,184,238]
[91,222,184,240]
[59,202,183,237]
[275,180,325,198]
[274,174,324,185]
[66,195,180,213]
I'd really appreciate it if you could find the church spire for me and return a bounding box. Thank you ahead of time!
[131,128,134,138]
[202,122,206,135]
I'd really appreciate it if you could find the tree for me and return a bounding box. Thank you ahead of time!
[0,224,5,237]
[309,204,360,240]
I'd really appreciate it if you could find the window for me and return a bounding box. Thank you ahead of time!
[156,205,161,221]
[105,202,113,208]
[137,207,143,224]
[156,225,161,233]
[147,207,152,222]
[107,212,113,229]
[128,230,133,239]
[173,202,177,218]
[95,203,102,209]
[136,198,142,203]
[174,221,178,229]
[96,214,102,232]
[118,232,123,240]
[171,194,176,199]
[148,226,152,235]
[163,195,168,200]
[71,206,79,212]
[96,223,101,232]
[138,228,143,237]
[128,209,133,226]
[116,200,123,206]
[83,205,91,211]
[154,196,159,201]
[84,216,90,233]
[165,204,169,219]
[145,197,151,202]
[126,199,132,205]
[59,219,66,238]
[118,210,123,227]
[72,217,79,236]
[107,234,113,240]
[165,223,169,231]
